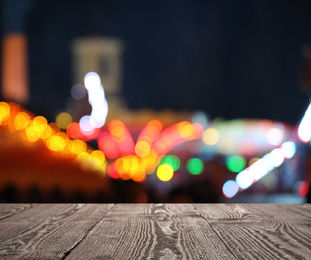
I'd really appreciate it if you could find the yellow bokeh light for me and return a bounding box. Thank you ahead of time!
[0,102,10,124]
[47,134,66,152]
[135,141,151,157]
[91,149,105,161]
[126,156,139,175]
[91,150,106,171]
[56,112,72,129]
[76,151,91,161]
[178,122,195,139]
[31,116,48,138]
[68,139,87,154]
[157,164,174,181]
[33,116,47,126]
[14,112,30,130]
[141,149,159,172]
[40,124,52,140]
[202,128,220,145]
[25,125,40,142]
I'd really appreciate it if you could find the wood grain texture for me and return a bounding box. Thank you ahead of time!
[0,204,114,259]
[64,204,235,260]
[194,204,311,259]
[0,204,36,220]
[0,204,310,260]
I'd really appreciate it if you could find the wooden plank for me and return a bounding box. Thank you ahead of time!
[65,204,236,260]
[0,204,114,259]
[194,204,311,259]
[0,204,36,220]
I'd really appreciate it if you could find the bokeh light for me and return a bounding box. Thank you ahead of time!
[84,72,101,91]
[135,141,151,157]
[293,181,309,197]
[67,122,82,139]
[297,103,311,143]
[280,141,296,159]
[157,164,174,181]
[187,158,204,175]
[107,163,120,179]
[178,121,195,139]
[146,120,163,137]
[14,112,30,130]
[222,180,239,198]
[79,115,95,135]
[226,155,246,173]
[81,72,108,129]
[0,102,10,124]
[159,155,181,171]
[90,150,106,172]
[98,133,120,159]
[46,133,67,152]
[68,139,87,154]
[56,112,72,129]
[267,127,283,146]
[202,128,220,145]
[71,83,87,100]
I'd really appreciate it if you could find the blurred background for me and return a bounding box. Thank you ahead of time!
[1,0,311,203]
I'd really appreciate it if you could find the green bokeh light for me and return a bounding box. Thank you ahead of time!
[187,158,204,175]
[160,155,181,171]
[226,155,246,172]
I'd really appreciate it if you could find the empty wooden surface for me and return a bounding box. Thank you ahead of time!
[0,204,310,259]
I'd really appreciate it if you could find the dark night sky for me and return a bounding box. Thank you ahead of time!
[2,0,311,123]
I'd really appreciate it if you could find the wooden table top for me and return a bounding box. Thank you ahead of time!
[0,204,310,259]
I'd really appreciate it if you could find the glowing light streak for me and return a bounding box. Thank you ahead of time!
[152,122,203,156]
[230,140,297,196]
[78,72,108,135]
[280,141,296,159]
[297,103,311,142]
[224,100,311,199]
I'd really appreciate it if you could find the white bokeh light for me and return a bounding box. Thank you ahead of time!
[267,127,283,146]
[84,72,101,91]
[297,103,311,143]
[78,72,109,133]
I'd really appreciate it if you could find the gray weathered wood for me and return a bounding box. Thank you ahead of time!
[0,204,310,260]
[0,204,36,220]
[0,204,114,259]
[65,204,236,259]
[194,204,311,259]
